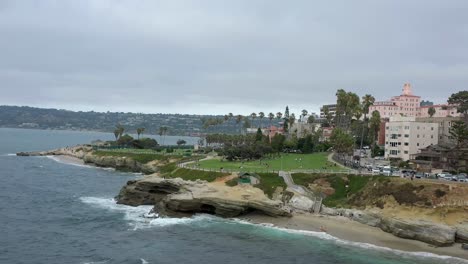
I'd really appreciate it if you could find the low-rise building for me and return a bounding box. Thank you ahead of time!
[416,116,462,147]
[418,104,460,118]
[410,145,468,173]
[384,116,439,161]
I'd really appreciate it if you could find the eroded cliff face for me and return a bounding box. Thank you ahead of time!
[116,176,291,218]
[82,153,162,173]
[17,145,162,174]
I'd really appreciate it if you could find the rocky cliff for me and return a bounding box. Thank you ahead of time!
[116,176,291,218]
[17,145,161,174]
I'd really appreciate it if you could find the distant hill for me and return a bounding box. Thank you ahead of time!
[0,105,245,136]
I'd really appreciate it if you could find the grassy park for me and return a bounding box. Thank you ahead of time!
[195,153,344,172]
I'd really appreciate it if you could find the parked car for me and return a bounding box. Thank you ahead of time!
[458,176,468,182]
[415,172,425,179]
[372,168,381,174]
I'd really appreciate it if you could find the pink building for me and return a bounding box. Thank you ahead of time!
[369,83,460,119]
[369,83,421,118]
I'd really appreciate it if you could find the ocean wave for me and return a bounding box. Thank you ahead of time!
[79,197,468,263]
[229,218,468,263]
[79,197,213,230]
[0,153,17,156]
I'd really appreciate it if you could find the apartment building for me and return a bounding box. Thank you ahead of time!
[319,104,337,119]
[384,116,439,161]
[416,116,462,147]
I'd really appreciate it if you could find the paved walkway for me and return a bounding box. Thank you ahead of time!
[279,171,322,213]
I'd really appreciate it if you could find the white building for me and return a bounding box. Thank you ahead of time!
[384,116,439,161]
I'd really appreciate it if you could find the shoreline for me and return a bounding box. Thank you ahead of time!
[18,148,468,260]
[239,212,468,260]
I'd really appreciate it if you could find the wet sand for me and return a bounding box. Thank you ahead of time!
[50,155,86,166]
[240,213,468,260]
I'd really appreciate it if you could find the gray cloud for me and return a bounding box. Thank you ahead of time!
[0,0,467,115]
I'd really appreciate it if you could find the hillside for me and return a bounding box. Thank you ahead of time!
[0,105,243,136]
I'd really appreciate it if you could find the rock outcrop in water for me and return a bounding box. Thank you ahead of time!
[116,176,291,218]
[17,145,160,174]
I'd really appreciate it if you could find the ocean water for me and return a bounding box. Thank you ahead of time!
[0,128,466,264]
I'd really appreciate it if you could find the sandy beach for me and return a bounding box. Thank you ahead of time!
[240,213,468,260]
[52,155,85,165]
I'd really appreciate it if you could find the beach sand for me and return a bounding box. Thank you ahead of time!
[50,155,86,166]
[240,213,468,260]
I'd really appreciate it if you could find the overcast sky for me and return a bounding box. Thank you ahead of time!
[0,1,467,115]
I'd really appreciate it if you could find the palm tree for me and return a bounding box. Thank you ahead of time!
[301,109,308,121]
[359,94,376,152]
[258,112,265,128]
[136,127,145,140]
[428,107,436,117]
[158,126,168,146]
[268,112,275,127]
[236,115,243,134]
[250,112,257,128]
[276,112,283,120]
[115,125,124,140]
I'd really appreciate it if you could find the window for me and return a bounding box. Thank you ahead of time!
[417,143,420,146]
[404,134,409,138]
[431,127,434,131]
[417,135,420,138]
[404,151,408,154]
[431,135,433,139]
[404,143,409,146]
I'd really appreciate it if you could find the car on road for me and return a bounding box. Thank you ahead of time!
[415,172,425,179]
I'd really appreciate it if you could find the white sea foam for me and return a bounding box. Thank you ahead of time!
[79,197,468,263]
[140,258,149,264]
[79,197,213,230]
[81,260,110,264]
[0,153,17,157]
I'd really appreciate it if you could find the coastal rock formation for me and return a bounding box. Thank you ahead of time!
[116,176,291,218]
[17,145,92,159]
[456,225,468,243]
[379,217,456,247]
[82,153,161,173]
[287,194,315,212]
[17,145,161,174]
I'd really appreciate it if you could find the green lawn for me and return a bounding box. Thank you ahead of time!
[196,153,340,172]
[167,168,229,182]
[94,148,194,156]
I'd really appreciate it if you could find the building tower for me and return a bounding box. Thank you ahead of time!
[402,83,413,96]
